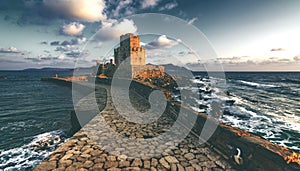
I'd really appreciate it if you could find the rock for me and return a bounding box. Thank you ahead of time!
[196,154,209,162]
[215,160,227,169]
[177,164,184,171]
[184,153,195,160]
[199,161,217,168]
[107,168,121,171]
[170,164,177,171]
[53,167,65,171]
[77,168,88,171]
[180,161,190,167]
[144,160,151,168]
[159,158,170,169]
[191,163,201,170]
[131,158,143,167]
[104,161,118,169]
[202,167,210,171]
[123,167,141,171]
[107,155,117,161]
[35,161,57,171]
[151,158,158,167]
[119,160,130,167]
[94,156,106,163]
[150,167,157,171]
[90,150,102,157]
[61,154,73,161]
[59,159,72,167]
[207,154,219,161]
[164,156,179,164]
[117,154,128,161]
[185,166,195,171]
[93,163,104,170]
[65,166,76,171]
[83,160,94,168]
[80,153,91,159]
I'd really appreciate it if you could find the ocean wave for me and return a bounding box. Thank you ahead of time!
[0,130,67,171]
[236,80,280,89]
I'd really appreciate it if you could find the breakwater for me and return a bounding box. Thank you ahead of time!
[37,77,300,170]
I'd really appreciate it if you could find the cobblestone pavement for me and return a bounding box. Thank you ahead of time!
[35,84,236,171]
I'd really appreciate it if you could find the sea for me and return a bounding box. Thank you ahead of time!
[0,70,74,170]
[0,70,299,170]
[191,72,300,153]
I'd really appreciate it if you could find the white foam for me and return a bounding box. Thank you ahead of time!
[237,80,279,89]
[0,130,66,170]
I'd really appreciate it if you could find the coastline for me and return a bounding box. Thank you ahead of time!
[37,76,300,170]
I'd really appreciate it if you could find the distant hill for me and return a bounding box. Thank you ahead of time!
[23,67,74,72]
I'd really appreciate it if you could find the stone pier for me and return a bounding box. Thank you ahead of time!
[36,78,300,171]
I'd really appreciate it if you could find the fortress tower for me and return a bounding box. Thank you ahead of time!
[114,33,164,79]
[114,33,146,66]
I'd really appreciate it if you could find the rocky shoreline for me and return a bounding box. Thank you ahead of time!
[37,77,300,170]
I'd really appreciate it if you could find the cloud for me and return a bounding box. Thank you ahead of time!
[159,1,178,11]
[55,45,79,52]
[61,37,87,46]
[178,50,197,56]
[293,55,300,61]
[112,0,134,17]
[40,41,48,45]
[187,17,198,25]
[0,47,21,53]
[140,0,160,9]
[50,41,60,46]
[145,35,181,49]
[65,50,89,58]
[270,48,285,52]
[62,22,85,36]
[94,19,137,41]
[43,0,107,22]
[24,54,60,62]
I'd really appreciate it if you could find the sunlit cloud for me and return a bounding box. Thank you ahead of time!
[43,0,107,22]
[62,22,85,36]
[145,35,181,49]
[94,19,137,41]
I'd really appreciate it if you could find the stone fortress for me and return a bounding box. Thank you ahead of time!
[113,33,165,79]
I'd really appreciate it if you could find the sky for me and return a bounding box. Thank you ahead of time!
[0,0,300,71]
